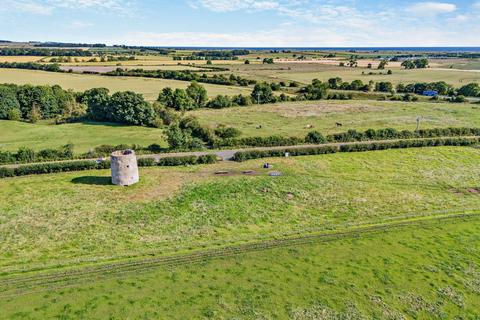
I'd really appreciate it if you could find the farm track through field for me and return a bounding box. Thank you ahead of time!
[0,212,478,298]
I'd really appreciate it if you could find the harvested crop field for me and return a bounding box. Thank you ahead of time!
[0,68,251,100]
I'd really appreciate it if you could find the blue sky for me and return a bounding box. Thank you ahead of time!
[1,0,479,46]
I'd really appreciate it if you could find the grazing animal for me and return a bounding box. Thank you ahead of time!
[335,122,343,127]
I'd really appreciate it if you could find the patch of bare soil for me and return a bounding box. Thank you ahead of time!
[450,188,480,195]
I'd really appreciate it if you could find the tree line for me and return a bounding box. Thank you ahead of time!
[326,77,480,97]
[0,48,93,56]
[172,50,250,61]
[104,68,256,87]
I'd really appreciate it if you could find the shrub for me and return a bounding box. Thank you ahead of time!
[305,131,327,144]
[137,158,156,166]
[207,95,233,109]
[147,143,163,153]
[197,154,218,164]
[215,126,241,139]
[0,167,15,178]
[157,155,198,166]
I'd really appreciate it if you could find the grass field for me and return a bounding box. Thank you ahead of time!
[0,120,165,152]
[2,216,479,319]
[1,147,479,274]
[0,69,251,101]
[225,62,480,86]
[192,99,480,138]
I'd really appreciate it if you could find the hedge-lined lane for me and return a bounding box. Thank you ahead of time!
[1,137,478,178]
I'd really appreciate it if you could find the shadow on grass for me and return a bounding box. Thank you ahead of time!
[71,176,112,185]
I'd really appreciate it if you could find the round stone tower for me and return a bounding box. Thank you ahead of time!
[111,150,139,186]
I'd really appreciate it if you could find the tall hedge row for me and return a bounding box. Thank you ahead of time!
[326,127,480,143]
[233,137,479,162]
[0,154,218,179]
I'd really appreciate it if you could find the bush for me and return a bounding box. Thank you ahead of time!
[305,131,327,144]
[207,95,233,109]
[0,167,15,178]
[215,126,241,139]
[147,143,163,153]
[215,135,303,148]
[197,154,218,164]
[137,158,156,166]
[157,155,198,166]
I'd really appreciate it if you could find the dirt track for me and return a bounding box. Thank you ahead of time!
[0,212,478,298]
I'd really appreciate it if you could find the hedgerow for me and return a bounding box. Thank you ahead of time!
[232,137,479,162]
[325,127,480,143]
[0,153,219,179]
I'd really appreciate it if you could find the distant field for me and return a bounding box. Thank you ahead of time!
[58,65,205,73]
[1,147,479,273]
[56,54,248,66]
[0,69,251,100]
[0,120,165,152]
[0,56,44,63]
[192,99,480,138]
[433,58,480,70]
[2,217,478,319]
[225,62,480,86]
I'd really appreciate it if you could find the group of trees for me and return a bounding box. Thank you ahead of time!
[0,83,157,126]
[34,42,106,48]
[328,77,372,91]
[0,83,83,122]
[80,88,156,126]
[173,50,250,61]
[165,116,242,150]
[457,83,480,97]
[396,81,453,95]
[326,76,479,98]
[0,62,62,72]
[401,59,429,69]
[158,81,253,111]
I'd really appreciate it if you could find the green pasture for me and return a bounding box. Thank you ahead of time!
[1,216,479,319]
[192,99,480,138]
[1,147,479,274]
[0,120,165,152]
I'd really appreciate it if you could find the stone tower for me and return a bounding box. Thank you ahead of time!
[111,150,139,186]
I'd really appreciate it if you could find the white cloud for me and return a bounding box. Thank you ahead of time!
[0,0,52,15]
[406,2,457,14]
[473,2,480,9]
[49,0,129,10]
[0,0,132,15]
[68,21,94,29]
[190,0,280,12]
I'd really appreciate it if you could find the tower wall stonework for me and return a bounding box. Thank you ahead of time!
[111,150,139,186]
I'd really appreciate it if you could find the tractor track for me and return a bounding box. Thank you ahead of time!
[0,213,478,298]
